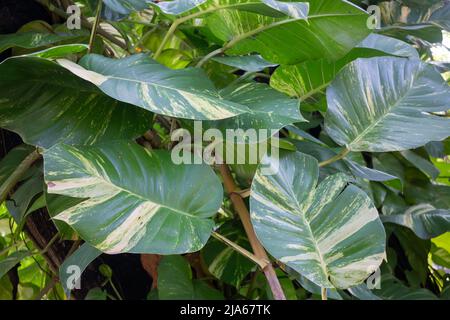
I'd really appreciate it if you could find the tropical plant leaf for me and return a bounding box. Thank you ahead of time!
[0,57,150,149]
[270,34,418,101]
[201,81,304,143]
[59,243,102,297]
[44,141,223,254]
[324,57,450,152]
[58,54,252,120]
[158,255,223,299]
[0,30,87,54]
[250,151,386,288]
[101,0,153,19]
[372,274,438,300]
[206,0,370,64]
[202,222,255,288]
[0,251,30,279]
[154,0,207,15]
[382,204,450,239]
[155,0,308,17]
[45,192,83,239]
[400,150,440,180]
[429,3,450,32]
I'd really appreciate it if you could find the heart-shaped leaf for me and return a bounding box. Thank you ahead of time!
[44,141,223,254]
[324,57,450,152]
[250,151,386,288]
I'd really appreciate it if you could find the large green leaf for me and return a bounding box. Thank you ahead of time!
[270,34,418,101]
[250,151,386,288]
[0,30,87,54]
[44,141,223,254]
[58,54,251,120]
[0,57,150,149]
[206,0,370,64]
[382,204,450,239]
[155,0,308,17]
[324,57,450,152]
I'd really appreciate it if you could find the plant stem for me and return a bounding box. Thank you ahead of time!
[88,0,103,53]
[153,21,180,59]
[109,279,123,300]
[211,231,270,269]
[218,164,286,300]
[318,147,350,167]
[39,233,60,255]
[321,287,328,300]
[0,149,41,204]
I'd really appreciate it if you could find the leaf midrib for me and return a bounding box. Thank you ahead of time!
[347,64,421,149]
[52,152,207,220]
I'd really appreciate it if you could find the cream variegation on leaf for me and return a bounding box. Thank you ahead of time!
[44,141,223,255]
[250,151,386,289]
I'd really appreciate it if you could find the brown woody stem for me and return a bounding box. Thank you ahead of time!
[218,164,286,300]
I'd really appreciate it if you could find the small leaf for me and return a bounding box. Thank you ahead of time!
[158,255,223,300]
[0,251,30,279]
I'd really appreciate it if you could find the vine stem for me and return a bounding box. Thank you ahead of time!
[88,0,103,53]
[0,150,41,204]
[321,287,328,300]
[218,164,286,300]
[318,147,350,167]
[153,20,181,59]
[211,231,270,270]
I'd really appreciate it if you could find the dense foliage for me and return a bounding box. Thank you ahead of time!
[0,0,449,300]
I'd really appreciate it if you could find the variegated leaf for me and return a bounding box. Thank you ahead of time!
[324,57,450,152]
[154,0,307,17]
[270,34,418,101]
[202,81,304,143]
[58,54,250,120]
[206,0,370,64]
[154,0,207,15]
[382,204,450,239]
[0,57,150,149]
[250,151,386,289]
[44,141,223,254]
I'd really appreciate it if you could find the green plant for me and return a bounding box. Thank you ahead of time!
[0,0,449,300]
